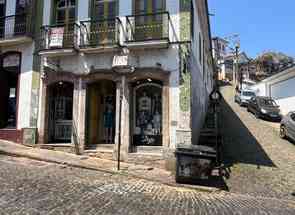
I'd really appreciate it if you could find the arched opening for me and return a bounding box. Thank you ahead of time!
[47,81,74,143]
[0,52,21,129]
[86,80,116,148]
[132,79,163,146]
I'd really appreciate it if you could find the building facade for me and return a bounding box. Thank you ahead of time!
[0,0,214,170]
[251,66,295,116]
[0,0,42,143]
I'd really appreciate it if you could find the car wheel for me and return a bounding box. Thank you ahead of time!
[280,125,287,139]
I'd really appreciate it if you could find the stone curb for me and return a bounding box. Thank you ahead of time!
[0,147,222,194]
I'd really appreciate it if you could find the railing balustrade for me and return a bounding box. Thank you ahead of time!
[0,14,32,39]
[39,23,79,50]
[80,17,122,48]
[126,12,170,42]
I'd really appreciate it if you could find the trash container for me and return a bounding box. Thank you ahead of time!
[175,145,217,184]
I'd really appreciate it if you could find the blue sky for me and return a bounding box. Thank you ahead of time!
[208,0,295,58]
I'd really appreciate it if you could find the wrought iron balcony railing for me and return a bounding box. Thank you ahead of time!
[39,23,79,51]
[126,12,170,42]
[80,18,122,48]
[0,14,32,39]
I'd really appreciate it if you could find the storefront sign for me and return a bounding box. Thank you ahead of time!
[3,54,21,68]
[112,55,129,67]
[49,27,64,48]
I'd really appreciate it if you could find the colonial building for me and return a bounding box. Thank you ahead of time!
[0,0,214,170]
[0,0,42,143]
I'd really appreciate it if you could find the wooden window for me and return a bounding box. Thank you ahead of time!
[134,0,165,15]
[92,0,117,20]
[53,0,76,25]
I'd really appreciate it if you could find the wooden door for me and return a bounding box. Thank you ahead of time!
[53,0,76,47]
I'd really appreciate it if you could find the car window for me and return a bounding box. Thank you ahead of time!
[258,98,277,106]
[242,91,255,97]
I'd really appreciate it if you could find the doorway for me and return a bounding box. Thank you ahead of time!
[86,80,116,148]
[132,79,163,146]
[48,81,74,143]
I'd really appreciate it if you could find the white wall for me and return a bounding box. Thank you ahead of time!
[189,0,212,145]
[275,97,295,115]
[251,70,295,115]
[251,82,266,96]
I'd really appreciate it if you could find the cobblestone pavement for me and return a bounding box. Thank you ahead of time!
[0,154,294,214]
[220,85,295,200]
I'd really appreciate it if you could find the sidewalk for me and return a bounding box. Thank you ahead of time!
[0,140,220,193]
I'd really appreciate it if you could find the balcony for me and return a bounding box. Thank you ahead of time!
[0,14,33,46]
[79,18,122,53]
[125,12,170,49]
[38,23,79,57]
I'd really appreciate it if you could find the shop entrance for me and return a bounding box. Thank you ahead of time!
[86,80,116,147]
[132,80,163,146]
[48,82,74,143]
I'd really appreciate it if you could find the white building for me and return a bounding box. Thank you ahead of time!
[251,65,295,115]
[0,0,41,143]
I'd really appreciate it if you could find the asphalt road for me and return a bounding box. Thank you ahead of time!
[0,153,294,215]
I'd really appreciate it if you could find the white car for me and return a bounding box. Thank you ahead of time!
[234,90,256,106]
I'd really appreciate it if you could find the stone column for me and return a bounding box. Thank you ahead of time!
[73,78,86,154]
[37,77,48,145]
[113,76,130,161]
[37,56,48,145]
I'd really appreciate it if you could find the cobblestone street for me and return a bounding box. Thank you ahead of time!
[220,85,295,200]
[0,153,294,214]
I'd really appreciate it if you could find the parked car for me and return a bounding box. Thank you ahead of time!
[234,90,256,106]
[247,96,281,121]
[280,112,295,141]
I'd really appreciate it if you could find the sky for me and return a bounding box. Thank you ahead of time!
[208,0,295,58]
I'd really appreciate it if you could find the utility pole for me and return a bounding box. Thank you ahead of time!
[234,44,240,90]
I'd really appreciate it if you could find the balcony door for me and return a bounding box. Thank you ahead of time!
[0,0,5,38]
[133,0,165,40]
[15,0,30,36]
[51,0,76,48]
[90,0,117,45]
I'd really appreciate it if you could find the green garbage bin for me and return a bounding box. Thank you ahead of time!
[175,145,217,184]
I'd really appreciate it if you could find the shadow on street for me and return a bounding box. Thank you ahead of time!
[220,97,276,171]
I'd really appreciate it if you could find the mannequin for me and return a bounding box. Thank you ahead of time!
[104,103,114,144]
[153,111,161,135]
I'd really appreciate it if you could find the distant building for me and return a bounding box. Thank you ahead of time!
[251,65,295,115]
